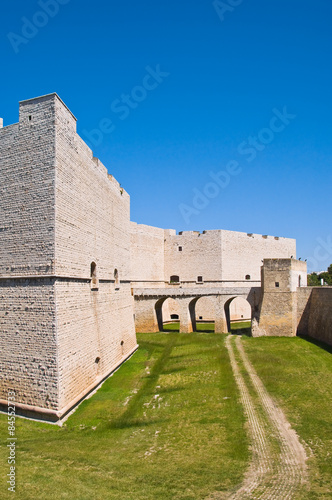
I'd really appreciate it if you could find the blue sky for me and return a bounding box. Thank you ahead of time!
[1,0,332,271]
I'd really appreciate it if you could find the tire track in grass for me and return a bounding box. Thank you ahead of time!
[223,335,307,499]
[235,335,307,499]
[224,335,274,499]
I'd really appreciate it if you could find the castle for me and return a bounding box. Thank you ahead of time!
[1,94,330,422]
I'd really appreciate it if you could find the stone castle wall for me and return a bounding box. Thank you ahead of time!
[130,222,167,287]
[0,279,57,409]
[164,230,223,285]
[0,94,137,419]
[131,227,296,288]
[0,96,56,277]
[297,287,332,346]
[220,231,296,283]
[131,226,296,325]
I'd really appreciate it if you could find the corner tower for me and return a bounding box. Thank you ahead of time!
[0,94,137,421]
[252,258,307,337]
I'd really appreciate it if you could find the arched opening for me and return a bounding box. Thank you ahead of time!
[224,296,252,335]
[191,296,216,332]
[90,262,97,279]
[156,297,180,332]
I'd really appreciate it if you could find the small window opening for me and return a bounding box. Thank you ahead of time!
[114,268,119,287]
[178,246,182,252]
[170,275,179,283]
[95,357,100,364]
[28,115,32,121]
[298,275,302,287]
[275,282,280,288]
[245,275,251,280]
[91,262,97,278]
[170,314,179,320]
[90,262,98,290]
[199,316,203,320]
[197,276,203,282]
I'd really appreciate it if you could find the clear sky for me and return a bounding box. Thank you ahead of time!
[1,0,331,271]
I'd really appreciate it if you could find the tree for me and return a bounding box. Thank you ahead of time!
[307,272,320,286]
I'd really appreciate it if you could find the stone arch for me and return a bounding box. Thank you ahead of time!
[155,297,168,332]
[155,296,197,334]
[156,297,180,331]
[189,295,217,332]
[224,296,253,333]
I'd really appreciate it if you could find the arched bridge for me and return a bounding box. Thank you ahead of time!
[133,287,261,333]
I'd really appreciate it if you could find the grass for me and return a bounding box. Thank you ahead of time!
[0,332,330,499]
[242,335,332,499]
[230,321,251,336]
[163,321,215,333]
[163,320,251,335]
[0,333,248,499]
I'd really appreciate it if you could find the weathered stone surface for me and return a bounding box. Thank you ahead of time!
[0,94,137,420]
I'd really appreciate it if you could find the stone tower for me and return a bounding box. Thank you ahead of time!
[0,94,138,421]
[252,258,307,337]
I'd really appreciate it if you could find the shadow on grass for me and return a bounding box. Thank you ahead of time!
[108,334,178,429]
[231,327,251,337]
[162,366,186,375]
[298,334,332,354]
[162,322,215,333]
[231,321,252,337]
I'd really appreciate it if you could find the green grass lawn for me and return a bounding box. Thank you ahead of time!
[0,333,248,499]
[163,321,215,333]
[242,335,332,499]
[0,333,330,499]
[163,320,251,334]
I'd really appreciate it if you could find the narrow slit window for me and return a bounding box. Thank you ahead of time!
[90,262,98,290]
[91,262,97,279]
[114,268,120,288]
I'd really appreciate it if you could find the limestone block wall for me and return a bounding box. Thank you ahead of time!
[0,279,57,409]
[53,94,137,412]
[296,287,313,336]
[0,97,56,277]
[220,231,296,284]
[253,259,307,337]
[297,287,332,346]
[0,94,138,419]
[56,280,136,410]
[130,222,166,287]
[163,229,295,287]
[164,230,223,285]
[54,95,131,281]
